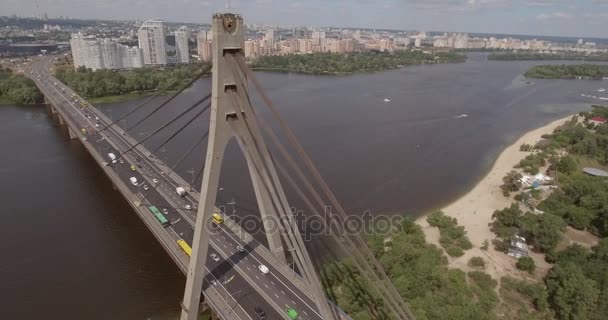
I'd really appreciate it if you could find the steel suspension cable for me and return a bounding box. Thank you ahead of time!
[149,102,211,156]
[125,76,210,133]
[99,79,179,132]
[232,54,415,319]
[118,94,210,159]
[171,130,209,172]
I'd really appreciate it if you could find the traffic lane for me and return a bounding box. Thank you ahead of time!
[205,248,284,320]
[215,228,322,320]
[217,224,320,311]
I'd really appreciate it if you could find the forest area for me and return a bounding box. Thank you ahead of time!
[54,62,210,100]
[0,66,42,104]
[250,51,466,75]
[525,64,608,79]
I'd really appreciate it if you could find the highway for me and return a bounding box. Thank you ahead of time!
[26,56,329,320]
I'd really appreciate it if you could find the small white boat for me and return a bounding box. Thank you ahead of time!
[599,88,606,92]
[383,98,391,102]
[455,114,468,119]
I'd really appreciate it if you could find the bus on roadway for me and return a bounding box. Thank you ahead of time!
[148,205,169,227]
[177,239,192,257]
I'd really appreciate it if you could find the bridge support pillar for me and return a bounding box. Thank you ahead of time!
[67,127,77,140]
[58,114,66,126]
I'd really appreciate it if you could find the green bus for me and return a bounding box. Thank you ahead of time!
[148,205,170,227]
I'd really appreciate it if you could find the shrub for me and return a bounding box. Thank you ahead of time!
[516,256,536,274]
[468,256,486,268]
[520,143,533,151]
[481,240,489,251]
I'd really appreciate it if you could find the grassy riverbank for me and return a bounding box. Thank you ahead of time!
[250,51,467,75]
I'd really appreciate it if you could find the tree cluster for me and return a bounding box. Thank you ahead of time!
[328,218,499,320]
[524,64,608,80]
[489,52,608,62]
[54,63,210,99]
[250,51,467,75]
[427,211,473,257]
[0,66,43,104]
[491,204,566,252]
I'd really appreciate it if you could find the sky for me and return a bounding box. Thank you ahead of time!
[3,0,608,38]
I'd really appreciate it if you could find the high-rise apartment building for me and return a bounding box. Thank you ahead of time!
[175,26,189,63]
[70,33,103,70]
[264,29,275,52]
[138,19,167,66]
[196,30,212,62]
[70,33,142,70]
[100,39,121,70]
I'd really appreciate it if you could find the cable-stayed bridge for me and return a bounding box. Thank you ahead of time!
[26,13,415,320]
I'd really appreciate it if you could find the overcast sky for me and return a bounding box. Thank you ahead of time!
[3,0,608,38]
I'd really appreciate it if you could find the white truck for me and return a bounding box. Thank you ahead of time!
[176,187,187,197]
[130,177,138,186]
[107,153,117,164]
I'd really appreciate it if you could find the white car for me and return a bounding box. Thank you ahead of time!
[119,159,124,164]
[210,253,220,262]
[162,208,169,215]
[143,185,149,191]
[152,178,159,184]
[95,123,100,128]
[258,264,269,275]
[236,245,245,253]
[95,116,99,120]
[184,204,192,210]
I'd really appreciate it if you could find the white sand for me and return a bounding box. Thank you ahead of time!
[416,115,576,280]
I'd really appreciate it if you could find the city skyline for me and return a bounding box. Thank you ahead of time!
[2,0,608,39]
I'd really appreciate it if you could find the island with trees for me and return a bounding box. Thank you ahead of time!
[54,62,211,103]
[250,50,467,75]
[524,64,608,79]
[0,65,43,104]
[489,52,608,62]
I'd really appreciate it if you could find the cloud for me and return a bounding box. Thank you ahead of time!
[536,11,572,20]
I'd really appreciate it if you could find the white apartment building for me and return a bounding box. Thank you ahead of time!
[70,33,143,70]
[138,19,167,66]
[175,26,190,64]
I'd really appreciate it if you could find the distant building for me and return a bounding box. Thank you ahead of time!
[138,19,167,66]
[264,29,275,52]
[70,33,142,71]
[197,31,213,62]
[175,26,190,64]
[70,33,103,70]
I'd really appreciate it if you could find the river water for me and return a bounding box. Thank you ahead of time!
[2,53,606,318]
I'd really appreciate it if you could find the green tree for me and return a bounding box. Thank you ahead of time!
[501,170,523,196]
[556,156,578,174]
[546,264,600,320]
[516,256,536,274]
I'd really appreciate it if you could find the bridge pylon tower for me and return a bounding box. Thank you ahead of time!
[180,13,335,320]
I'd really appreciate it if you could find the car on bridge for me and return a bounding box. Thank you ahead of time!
[285,307,299,320]
[254,307,267,319]
[210,253,219,262]
[258,264,269,275]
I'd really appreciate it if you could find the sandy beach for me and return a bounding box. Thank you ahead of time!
[416,114,577,280]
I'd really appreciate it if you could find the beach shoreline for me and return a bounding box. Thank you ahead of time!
[415,113,577,280]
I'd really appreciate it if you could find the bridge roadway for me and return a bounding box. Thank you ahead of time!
[26,57,333,320]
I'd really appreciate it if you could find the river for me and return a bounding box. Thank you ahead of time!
[2,53,606,318]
